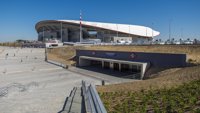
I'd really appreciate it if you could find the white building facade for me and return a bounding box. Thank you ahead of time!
[35,20,160,44]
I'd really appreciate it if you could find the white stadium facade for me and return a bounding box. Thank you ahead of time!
[35,20,160,44]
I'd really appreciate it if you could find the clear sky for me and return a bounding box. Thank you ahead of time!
[0,0,200,42]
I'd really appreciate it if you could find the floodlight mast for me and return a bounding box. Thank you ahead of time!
[181,28,183,39]
[169,20,172,41]
[129,25,131,37]
[116,24,119,37]
[146,27,147,37]
[152,23,154,39]
[43,27,45,42]
[80,10,82,42]
[60,22,63,42]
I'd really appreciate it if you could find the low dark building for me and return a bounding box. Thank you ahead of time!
[76,50,186,79]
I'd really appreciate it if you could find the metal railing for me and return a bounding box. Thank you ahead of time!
[46,59,68,68]
[82,81,107,113]
[59,81,107,113]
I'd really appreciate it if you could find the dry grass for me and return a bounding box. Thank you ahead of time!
[47,53,74,65]
[47,46,86,65]
[91,45,200,92]
[97,65,200,92]
[47,45,200,112]
[98,66,200,112]
[0,42,21,47]
[48,45,200,92]
[48,45,200,65]
[47,45,200,92]
[87,45,200,64]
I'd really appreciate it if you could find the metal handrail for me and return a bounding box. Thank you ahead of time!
[82,81,107,113]
[60,81,107,113]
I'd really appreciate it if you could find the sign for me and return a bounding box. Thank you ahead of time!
[92,51,96,55]
[130,53,135,59]
[105,52,116,57]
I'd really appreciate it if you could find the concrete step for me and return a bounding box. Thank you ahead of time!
[70,87,82,113]
[63,87,77,111]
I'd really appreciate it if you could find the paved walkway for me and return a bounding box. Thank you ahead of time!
[0,47,101,113]
[68,66,135,84]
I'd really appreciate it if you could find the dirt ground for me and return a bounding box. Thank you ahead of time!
[97,65,200,92]
[47,46,85,65]
[47,45,200,65]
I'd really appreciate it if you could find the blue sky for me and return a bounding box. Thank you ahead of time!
[0,0,200,42]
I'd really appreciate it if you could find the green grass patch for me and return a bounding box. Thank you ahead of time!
[99,80,200,113]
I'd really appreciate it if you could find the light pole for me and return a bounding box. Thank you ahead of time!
[60,22,63,42]
[181,28,183,39]
[169,19,172,41]
[80,10,82,42]
[116,24,118,37]
[152,23,154,38]
[129,25,131,37]
[43,27,45,42]
[146,27,147,37]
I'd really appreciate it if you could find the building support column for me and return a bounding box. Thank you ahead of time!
[102,60,104,68]
[110,62,114,70]
[119,63,121,71]
[129,64,132,70]
[60,22,63,42]
[43,27,45,42]
[140,64,144,80]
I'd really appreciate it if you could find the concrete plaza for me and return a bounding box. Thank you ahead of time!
[0,47,101,113]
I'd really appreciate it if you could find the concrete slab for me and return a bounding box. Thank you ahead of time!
[0,47,101,113]
[68,66,137,84]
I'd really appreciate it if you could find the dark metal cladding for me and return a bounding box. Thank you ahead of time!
[76,50,186,68]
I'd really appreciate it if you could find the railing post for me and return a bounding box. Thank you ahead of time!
[45,47,47,61]
[102,80,105,86]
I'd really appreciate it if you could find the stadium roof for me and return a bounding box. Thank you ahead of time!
[36,20,160,38]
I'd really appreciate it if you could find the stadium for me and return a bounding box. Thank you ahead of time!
[35,20,160,44]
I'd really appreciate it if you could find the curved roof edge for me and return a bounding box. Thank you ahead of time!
[35,20,160,38]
